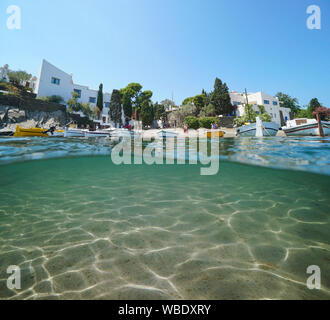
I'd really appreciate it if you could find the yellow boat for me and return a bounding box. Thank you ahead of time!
[206,131,225,138]
[14,125,49,137]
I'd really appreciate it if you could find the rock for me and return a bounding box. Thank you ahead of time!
[7,108,26,123]
[0,105,9,123]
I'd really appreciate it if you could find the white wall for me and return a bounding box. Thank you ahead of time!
[230,91,291,125]
[35,59,73,103]
[35,59,112,124]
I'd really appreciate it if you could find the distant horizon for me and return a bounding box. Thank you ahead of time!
[2,0,329,108]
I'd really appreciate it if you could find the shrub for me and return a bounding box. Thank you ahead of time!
[39,95,64,103]
[184,116,200,129]
[199,117,220,129]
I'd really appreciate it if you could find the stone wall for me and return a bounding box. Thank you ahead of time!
[0,94,68,131]
[0,94,66,113]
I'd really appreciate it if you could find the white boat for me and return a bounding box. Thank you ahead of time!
[237,119,279,137]
[64,128,86,138]
[110,128,133,138]
[84,130,110,138]
[281,118,330,136]
[157,130,179,138]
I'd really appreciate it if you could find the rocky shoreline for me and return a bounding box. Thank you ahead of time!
[0,105,67,133]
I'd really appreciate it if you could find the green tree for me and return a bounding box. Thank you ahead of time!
[140,100,154,127]
[210,78,233,115]
[275,92,300,115]
[154,103,166,122]
[8,70,32,85]
[67,92,81,113]
[93,107,102,120]
[109,89,122,126]
[182,97,194,105]
[199,104,216,117]
[67,92,92,118]
[80,103,92,118]
[181,103,197,117]
[161,99,176,111]
[120,83,153,119]
[295,108,309,118]
[307,98,321,118]
[234,104,271,126]
[120,83,143,118]
[97,83,104,112]
[182,92,209,115]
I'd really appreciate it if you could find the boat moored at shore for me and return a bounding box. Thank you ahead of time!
[281,118,330,136]
[236,120,279,137]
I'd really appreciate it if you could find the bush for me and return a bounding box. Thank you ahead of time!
[199,117,220,129]
[184,116,200,129]
[39,95,64,104]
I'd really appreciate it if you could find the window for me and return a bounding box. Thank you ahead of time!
[51,77,60,85]
[74,89,81,98]
[264,100,270,105]
[273,101,278,106]
[89,97,96,103]
[233,101,240,106]
[104,102,110,108]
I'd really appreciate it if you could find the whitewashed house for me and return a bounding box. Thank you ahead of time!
[230,91,291,126]
[35,59,111,125]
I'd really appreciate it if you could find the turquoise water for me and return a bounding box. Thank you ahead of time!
[0,137,329,300]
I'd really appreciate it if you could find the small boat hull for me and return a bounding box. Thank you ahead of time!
[282,120,330,136]
[237,122,279,137]
[206,131,224,138]
[85,131,110,138]
[0,131,14,137]
[111,129,133,138]
[14,125,49,137]
[64,129,86,138]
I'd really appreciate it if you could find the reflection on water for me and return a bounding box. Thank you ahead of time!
[0,157,329,300]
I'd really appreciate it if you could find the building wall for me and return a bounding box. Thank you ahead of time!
[35,59,74,103]
[35,59,112,124]
[230,91,291,126]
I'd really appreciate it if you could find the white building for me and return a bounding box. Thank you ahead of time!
[35,59,111,125]
[230,91,291,126]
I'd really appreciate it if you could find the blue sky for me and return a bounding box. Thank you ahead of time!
[1,0,329,107]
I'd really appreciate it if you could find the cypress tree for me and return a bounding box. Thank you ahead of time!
[109,89,122,126]
[97,83,104,112]
[210,78,233,115]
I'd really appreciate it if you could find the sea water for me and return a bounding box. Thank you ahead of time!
[0,136,329,300]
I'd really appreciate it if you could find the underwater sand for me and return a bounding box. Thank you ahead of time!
[0,155,329,300]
